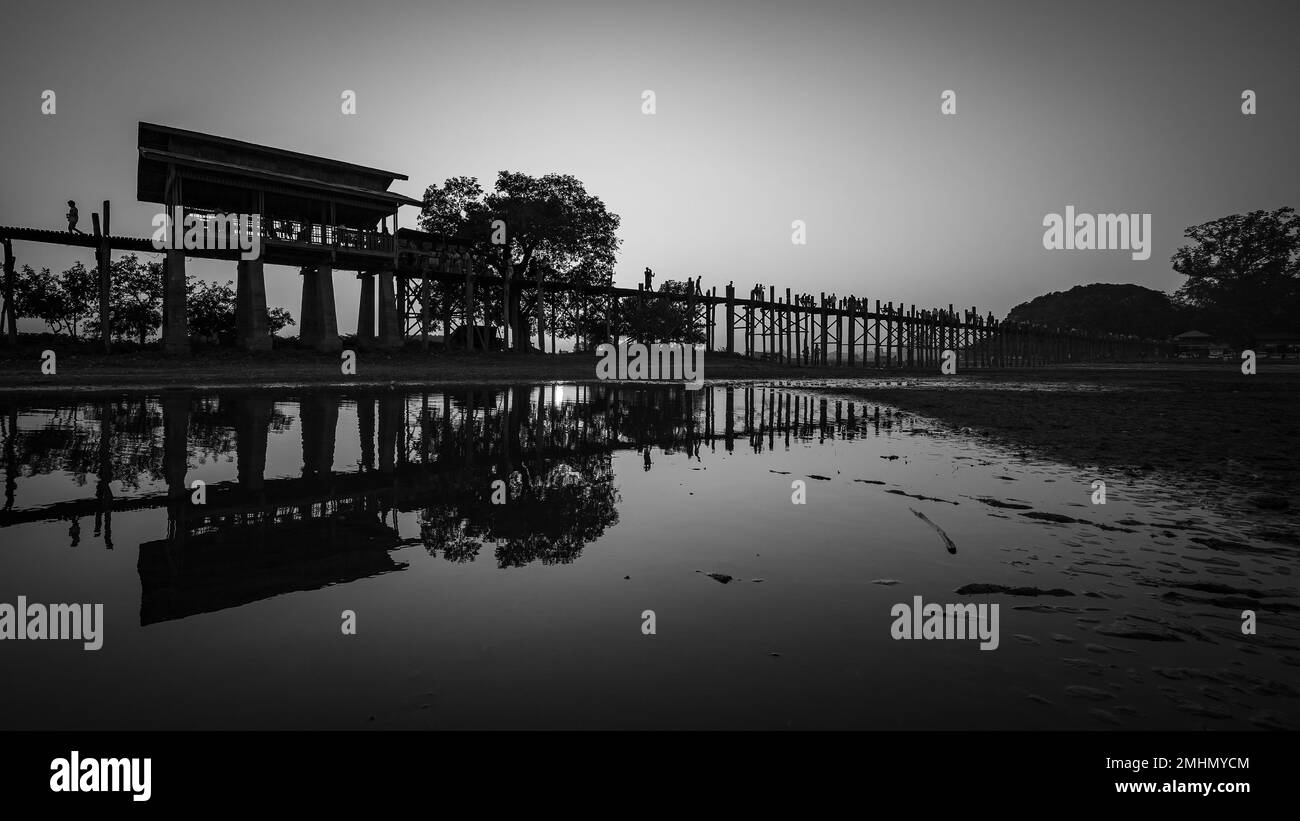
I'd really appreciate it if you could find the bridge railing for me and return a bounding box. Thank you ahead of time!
[174,210,393,254]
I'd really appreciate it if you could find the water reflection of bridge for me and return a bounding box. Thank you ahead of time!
[0,385,906,623]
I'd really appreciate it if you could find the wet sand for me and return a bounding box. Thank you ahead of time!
[820,364,1300,507]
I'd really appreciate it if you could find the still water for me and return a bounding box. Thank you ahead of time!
[0,384,1295,729]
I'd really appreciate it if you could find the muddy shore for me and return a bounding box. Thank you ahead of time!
[826,365,1300,508]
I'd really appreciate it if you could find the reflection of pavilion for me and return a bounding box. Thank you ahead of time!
[0,385,902,623]
[138,508,406,626]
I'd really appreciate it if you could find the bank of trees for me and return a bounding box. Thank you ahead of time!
[1007,208,1298,345]
[6,253,293,345]
[1006,284,1189,338]
[1171,207,1299,345]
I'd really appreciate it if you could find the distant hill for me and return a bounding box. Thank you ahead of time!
[1005,284,1188,338]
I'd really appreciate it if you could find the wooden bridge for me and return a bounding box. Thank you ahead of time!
[0,122,1172,365]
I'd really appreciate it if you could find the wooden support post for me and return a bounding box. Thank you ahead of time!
[793,297,800,363]
[846,297,855,366]
[872,300,880,367]
[98,201,111,352]
[836,300,843,366]
[767,285,775,359]
[707,287,716,353]
[441,279,452,349]
[687,282,697,351]
[887,302,896,368]
[745,288,754,358]
[725,283,735,354]
[784,287,792,363]
[906,305,914,368]
[947,303,955,367]
[420,270,430,351]
[819,293,828,366]
[3,240,15,345]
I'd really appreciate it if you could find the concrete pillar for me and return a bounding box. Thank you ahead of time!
[377,269,401,348]
[358,397,375,471]
[300,394,338,483]
[161,250,188,355]
[162,391,191,497]
[234,395,272,491]
[357,272,376,343]
[235,259,271,351]
[377,393,401,474]
[300,264,340,352]
[298,267,317,344]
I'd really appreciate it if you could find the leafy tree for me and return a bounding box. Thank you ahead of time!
[268,307,295,336]
[85,254,163,344]
[12,262,96,337]
[183,278,292,345]
[61,261,99,337]
[620,277,706,343]
[1172,207,1299,345]
[419,172,621,351]
[187,278,236,345]
[11,264,54,331]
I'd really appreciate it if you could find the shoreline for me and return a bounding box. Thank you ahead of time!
[830,367,1300,506]
[4,349,1297,506]
[1,345,1290,395]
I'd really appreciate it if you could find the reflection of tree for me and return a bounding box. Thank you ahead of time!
[417,452,620,568]
[419,505,481,563]
[0,397,290,492]
[493,455,619,567]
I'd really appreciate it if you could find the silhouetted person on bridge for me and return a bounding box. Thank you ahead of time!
[66,200,84,234]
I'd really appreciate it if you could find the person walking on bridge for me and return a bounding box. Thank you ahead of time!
[66,200,85,234]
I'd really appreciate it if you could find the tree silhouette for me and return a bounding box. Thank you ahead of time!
[1172,207,1299,345]
[12,262,97,336]
[86,254,163,344]
[419,172,621,350]
[620,278,706,344]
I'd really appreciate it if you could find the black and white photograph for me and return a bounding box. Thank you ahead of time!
[0,0,1295,806]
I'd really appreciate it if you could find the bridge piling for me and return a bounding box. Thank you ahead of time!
[162,251,188,355]
[236,259,271,351]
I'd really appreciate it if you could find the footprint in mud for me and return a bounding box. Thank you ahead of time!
[1064,685,1115,701]
[1060,658,1107,676]
[1089,709,1122,726]
[1174,701,1233,720]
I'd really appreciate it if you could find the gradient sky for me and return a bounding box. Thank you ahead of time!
[1,0,1296,334]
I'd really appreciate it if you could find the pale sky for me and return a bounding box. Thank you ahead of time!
[1,0,1296,334]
